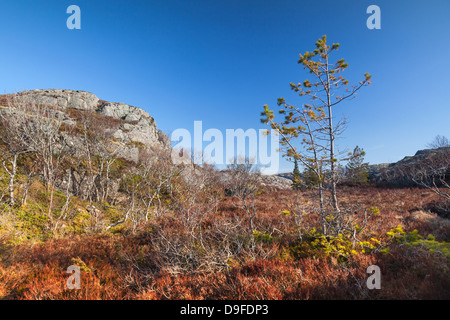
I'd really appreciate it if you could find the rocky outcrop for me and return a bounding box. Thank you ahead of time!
[369,147,450,185]
[394,148,449,166]
[18,89,99,111]
[258,174,293,189]
[97,101,153,124]
[14,89,171,162]
[219,169,293,190]
[367,163,390,183]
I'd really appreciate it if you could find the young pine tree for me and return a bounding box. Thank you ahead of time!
[345,146,369,184]
[292,158,302,190]
[261,35,371,235]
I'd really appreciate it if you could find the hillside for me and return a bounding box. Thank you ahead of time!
[0,90,171,162]
[369,147,450,186]
[0,90,449,301]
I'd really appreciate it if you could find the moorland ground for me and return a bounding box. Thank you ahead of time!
[1,185,449,300]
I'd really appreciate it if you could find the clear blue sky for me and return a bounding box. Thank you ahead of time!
[1,0,449,173]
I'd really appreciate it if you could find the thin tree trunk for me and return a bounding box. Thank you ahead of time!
[318,183,326,235]
[9,155,17,206]
[48,183,54,221]
[326,56,340,213]
[3,154,18,206]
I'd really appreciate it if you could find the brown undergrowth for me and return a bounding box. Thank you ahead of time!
[0,186,449,300]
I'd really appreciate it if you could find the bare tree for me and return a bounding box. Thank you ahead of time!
[106,147,182,232]
[70,110,123,204]
[0,97,31,206]
[226,156,261,249]
[153,161,223,272]
[5,94,72,221]
[427,135,450,149]
[396,148,450,215]
[138,148,182,220]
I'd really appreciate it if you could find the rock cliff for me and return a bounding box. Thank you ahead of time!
[12,89,171,162]
[369,147,450,185]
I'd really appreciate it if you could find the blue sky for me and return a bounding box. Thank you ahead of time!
[1,0,449,173]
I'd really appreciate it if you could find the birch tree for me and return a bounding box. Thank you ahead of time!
[72,110,123,203]
[0,98,31,206]
[6,95,71,219]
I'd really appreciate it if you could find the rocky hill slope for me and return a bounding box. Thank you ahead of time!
[0,89,171,163]
[0,89,295,191]
[369,147,450,185]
